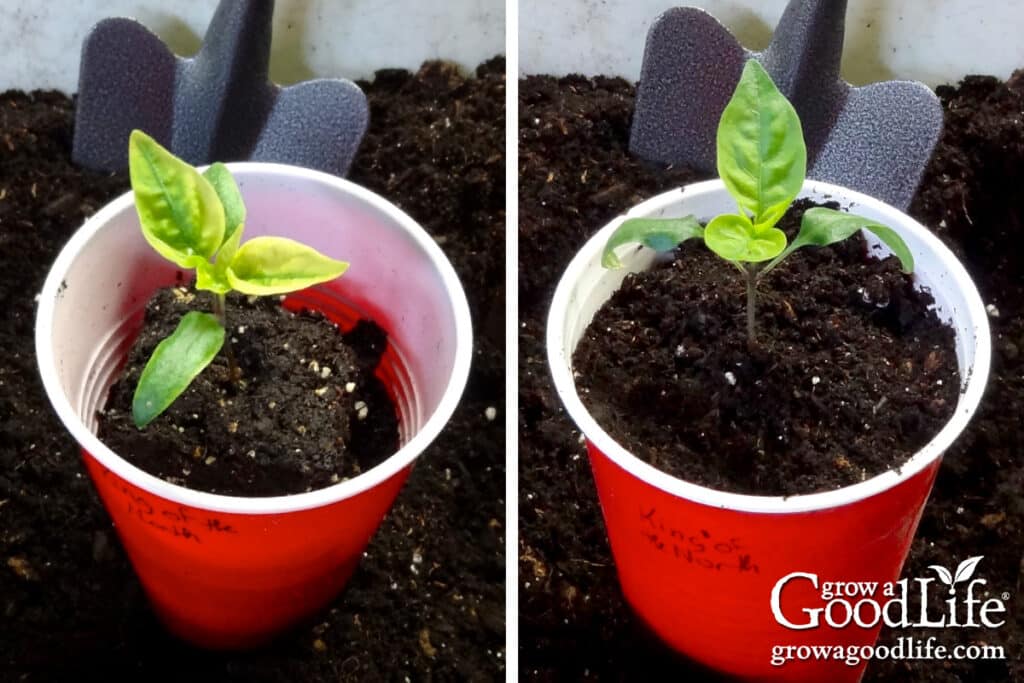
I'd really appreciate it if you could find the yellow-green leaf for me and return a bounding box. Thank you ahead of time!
[203,162,246,243]
[132,311,224,428]
[197,218,246,294]
[215,218,244,270]
[226,237,349,295]
[717,60,806,230]
[129,130,225,267]
[195,260,231,294]
[704,213,786,263]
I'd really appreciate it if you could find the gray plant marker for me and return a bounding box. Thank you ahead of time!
[72,0,368,177]
[629,0,943,210]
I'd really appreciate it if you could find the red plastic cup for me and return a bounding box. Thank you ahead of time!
[35,163,472,648]
[547,180,990,681]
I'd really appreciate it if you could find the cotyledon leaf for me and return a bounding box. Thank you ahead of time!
[132,311,225,428]
[765,207,914,274]
[601,215,704,268]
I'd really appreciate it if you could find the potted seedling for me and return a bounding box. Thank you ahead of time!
[547,60,990,681]
[35,132,472,648]
[122,130,350,432]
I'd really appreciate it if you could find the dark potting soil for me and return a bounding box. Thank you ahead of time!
[98,288,398,497]
[572,200,959,496]
[520,72,1022,681]
[1,57,504,680]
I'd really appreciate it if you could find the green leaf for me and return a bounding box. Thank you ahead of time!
[770,207,914,273]
[717,60,807,229]
[704,213,786,263]
[132,311,225,428]
[226,237,349,295]
[601,215,704,268]
[129,130,225,268]
[203,163,246,243]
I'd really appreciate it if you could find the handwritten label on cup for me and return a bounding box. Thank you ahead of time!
[99,466,239,544]
[639,506,759,574]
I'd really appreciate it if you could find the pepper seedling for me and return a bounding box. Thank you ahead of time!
[128,130,348,428]
[602,59,914,344]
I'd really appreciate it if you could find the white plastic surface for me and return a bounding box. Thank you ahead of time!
[0,0,504,92]
[547,179,991,513]
[520,0,1024,86]
[35,163,473,514]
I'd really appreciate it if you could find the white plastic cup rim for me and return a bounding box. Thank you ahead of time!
[547,179,991,514]
[36,162,473,515]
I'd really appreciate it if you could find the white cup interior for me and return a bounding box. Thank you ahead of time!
[548,179,991,513]
[36,163,472,513]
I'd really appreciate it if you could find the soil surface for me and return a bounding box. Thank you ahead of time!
[99,288,398,497]
[573,200,958,496]
[520,72,1022,680]
[1,57,504,680]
